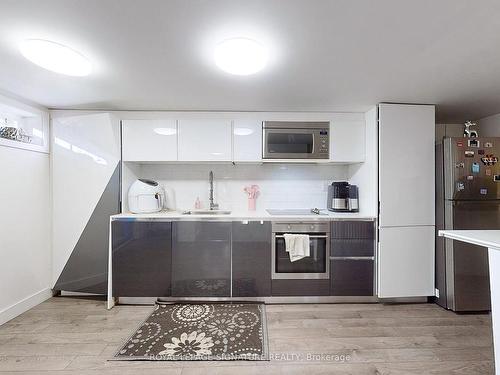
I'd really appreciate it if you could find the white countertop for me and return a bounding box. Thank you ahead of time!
[439,230,500,251]
[111,209,375,221]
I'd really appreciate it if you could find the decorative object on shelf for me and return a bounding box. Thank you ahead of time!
[243,184,260,211]
[0,123,32,144]
[464,120,478,138]
[113,302,268,361]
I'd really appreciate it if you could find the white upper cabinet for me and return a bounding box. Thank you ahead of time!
[233,119,262,162]
[122,119,177,161]
[329,120,366,163]
[178,119,232,161]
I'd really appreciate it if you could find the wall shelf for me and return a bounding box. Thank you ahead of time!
[0,94,49,154]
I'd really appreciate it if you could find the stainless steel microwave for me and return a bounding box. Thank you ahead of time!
[262,121,330,160]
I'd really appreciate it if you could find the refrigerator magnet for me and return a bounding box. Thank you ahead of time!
[468,139,480,148]
[465,150,475,157]
[481,154,499,166]
[478,149,485,155]
[480,188,488,195]
[455,162,465,168]
[485,142,494,148]
[486,168,492,176]
[466,175,474,180]
[457,141,464,147]
[494,175,500,182]
[457,182,465,191]
[472,162,480,173]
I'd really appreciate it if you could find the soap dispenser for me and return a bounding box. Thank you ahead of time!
[194,197,202,209]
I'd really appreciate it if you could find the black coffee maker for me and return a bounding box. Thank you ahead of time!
[327,181,359,212]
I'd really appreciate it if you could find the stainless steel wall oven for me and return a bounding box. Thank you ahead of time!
[271,222,330,279]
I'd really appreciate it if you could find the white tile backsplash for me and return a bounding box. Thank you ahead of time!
[138,163,348,212]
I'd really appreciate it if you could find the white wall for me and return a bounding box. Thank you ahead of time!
[435,123,465,142]
[0,145,51,325]
[127,163,348,213]
[477,113,500,137]
[347,106,378,217]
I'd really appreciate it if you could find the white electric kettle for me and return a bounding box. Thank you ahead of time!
[128,179,165,213]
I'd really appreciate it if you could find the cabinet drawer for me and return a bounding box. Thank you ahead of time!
[330,259,374,296]
[272,280,330,296]
[331,221,375,239]
[331,239,374,257]
[174,221,232,242]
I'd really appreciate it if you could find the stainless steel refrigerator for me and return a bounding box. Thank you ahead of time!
[436,137,500,311]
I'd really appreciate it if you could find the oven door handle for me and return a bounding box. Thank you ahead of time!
[275,235,328,239]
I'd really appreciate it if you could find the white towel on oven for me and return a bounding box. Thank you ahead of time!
[283,234,310,262]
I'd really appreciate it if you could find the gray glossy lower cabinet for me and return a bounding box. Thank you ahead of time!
[172,222,231,297]
[111,218,376,299]
[272,279,330,296]
[112,221,172,297]
[232,221,272,297]
[330,259,374,296]
[331,220,375,257]
[330,220,376,296]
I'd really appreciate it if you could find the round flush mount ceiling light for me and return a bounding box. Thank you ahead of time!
[20,39,92,76]
[214,38,267,75]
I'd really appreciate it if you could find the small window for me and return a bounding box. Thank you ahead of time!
[0,95,49,153]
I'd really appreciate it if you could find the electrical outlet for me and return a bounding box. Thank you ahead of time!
[435,288,440,298]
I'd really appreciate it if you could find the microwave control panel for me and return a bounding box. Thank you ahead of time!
[319,129,329,154]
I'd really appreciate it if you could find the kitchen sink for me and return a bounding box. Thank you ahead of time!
[182,209,232,215]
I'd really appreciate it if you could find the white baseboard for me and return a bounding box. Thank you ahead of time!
[0,288,53,326]
[60,291,103,296]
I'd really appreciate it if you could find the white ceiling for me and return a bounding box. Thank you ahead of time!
[1,0,500,122]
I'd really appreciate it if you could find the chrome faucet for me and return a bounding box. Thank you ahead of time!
[209,171,219,210]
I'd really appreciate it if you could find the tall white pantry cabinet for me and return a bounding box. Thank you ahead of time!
[377,103,436,298]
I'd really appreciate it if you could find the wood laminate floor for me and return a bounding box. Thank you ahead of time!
[0,296,494,374]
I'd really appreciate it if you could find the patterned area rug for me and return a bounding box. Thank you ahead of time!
[113,302,269,361]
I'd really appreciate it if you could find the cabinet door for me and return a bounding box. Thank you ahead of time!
[379,104,435,227]
[378,226,435,298]
[172,222,231,296]
[112,221,172,297]
[330,120,365,162]
[331,259,374,296]
[232,221,271,296]
[178,119,232,161]
[52,113,120,294]
[233,120,262,162]
[122,119,177,161]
